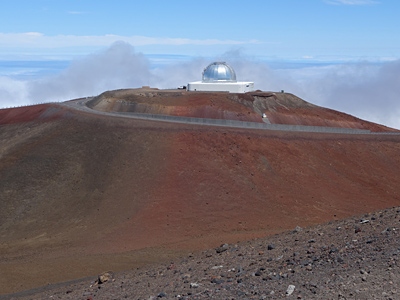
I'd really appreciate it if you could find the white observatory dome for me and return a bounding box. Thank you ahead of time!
[187,61,254,93]
[202,62,237,82]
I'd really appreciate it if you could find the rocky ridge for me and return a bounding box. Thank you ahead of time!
[5,206,399,300]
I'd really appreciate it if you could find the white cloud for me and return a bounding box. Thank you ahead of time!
[325,0,378,5]
[27,42,153,102]
[273,61,400,129]
[1,42,399,130]
[0,32,259,49]
[0,77,29,107]
[0,42,153,106]
[159,52,400,129]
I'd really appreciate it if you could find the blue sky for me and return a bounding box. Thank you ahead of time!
[1,0,399,60]
[0,0,400,129]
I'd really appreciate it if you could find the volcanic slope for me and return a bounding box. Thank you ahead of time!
[88,88,396,132]
[0,89,400,295]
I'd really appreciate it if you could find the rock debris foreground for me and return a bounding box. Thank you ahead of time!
[8,206,400,299]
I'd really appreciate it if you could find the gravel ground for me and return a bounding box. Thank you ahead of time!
[4,206,400,300]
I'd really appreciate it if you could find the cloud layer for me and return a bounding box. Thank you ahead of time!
[282,61,400,128]
[0,32,258,49]
[0,42,399,129]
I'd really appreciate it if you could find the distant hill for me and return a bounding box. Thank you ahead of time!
[88,88,397,132]
[1,88,400,294]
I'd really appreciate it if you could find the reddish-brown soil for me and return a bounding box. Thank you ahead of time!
[1,89,399,296]
[89,88,396,132]
[0,104,69,125]
[8,207,400,299]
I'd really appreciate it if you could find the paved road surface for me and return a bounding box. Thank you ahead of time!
[60,97,397,135]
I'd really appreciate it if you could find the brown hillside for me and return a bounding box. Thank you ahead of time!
[1,90,400,295]
[89,88,397,132]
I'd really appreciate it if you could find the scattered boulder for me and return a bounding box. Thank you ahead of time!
[286,284,295,296]
[95,271,114,285]
[216,243,229,253]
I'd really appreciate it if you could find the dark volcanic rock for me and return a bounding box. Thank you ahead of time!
[6,207,400,299]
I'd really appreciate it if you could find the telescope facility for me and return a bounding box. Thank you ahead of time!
[187,62,254,93]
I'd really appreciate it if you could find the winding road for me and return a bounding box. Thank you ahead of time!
[60,97,397,135]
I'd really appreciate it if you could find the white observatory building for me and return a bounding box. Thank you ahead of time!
[187,62,254,93]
